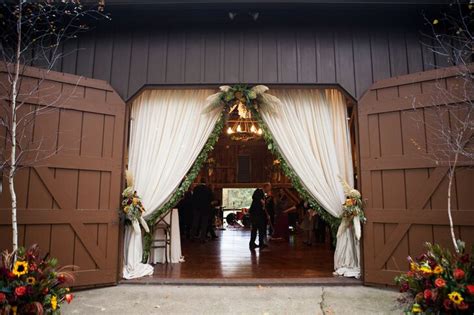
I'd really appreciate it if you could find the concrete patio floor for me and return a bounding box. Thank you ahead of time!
[62,284,401,315]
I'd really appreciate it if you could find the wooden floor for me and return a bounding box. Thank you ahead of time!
[153,228,335,279]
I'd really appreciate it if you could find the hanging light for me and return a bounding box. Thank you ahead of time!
[226,100,263,141]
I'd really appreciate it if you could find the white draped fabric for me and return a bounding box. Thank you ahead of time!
[261,89,360,278]
[123,89,220,279]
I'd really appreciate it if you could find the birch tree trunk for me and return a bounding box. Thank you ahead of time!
[447,151,459,254]
[9,0,22,253]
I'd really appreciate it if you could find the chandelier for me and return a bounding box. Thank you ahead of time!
[226,101,263,141]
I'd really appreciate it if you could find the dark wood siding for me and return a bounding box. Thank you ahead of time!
[54,8,439,101]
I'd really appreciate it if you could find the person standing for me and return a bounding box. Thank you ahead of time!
[191,179,213,243]
[249,188,268,250]
[177,190,193,239]
[299,201,316,246]
[263,183,274,236]
[272,189,291,240]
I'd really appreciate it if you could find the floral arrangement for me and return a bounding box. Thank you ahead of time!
[121,186,150,234]
[341,188,366,224]
[395,241,473,314]
[203,84,281,114]
[121,170,150,234]
[336,178,366,241]
[0,245,74,314]
[206,157,216,177]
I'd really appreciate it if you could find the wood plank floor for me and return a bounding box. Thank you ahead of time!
[152,228,335,279]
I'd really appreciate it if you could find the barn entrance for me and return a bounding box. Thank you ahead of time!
[152,130,336,280]
[123,86,361,282]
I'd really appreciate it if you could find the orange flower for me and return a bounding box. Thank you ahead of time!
[345,198,353,206]
[433,265,443,274]
[435,278,446,288]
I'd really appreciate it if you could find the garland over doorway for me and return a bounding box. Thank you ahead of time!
[143,85,342,260]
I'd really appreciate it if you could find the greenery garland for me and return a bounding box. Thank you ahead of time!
[141,84,341,261]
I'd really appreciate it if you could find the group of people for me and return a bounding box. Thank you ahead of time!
[177,179,219,243]
[248,183,327,250]
[177,180,328,250]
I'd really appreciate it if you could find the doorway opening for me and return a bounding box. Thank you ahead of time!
[150,88,357,280]
[124,86,360,283]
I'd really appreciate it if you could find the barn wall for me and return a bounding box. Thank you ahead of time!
[51,6,441,101]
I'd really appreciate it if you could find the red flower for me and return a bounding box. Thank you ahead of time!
[459,254,470,264]
[399,282,409,292]
[42,288,49,295]
[15,286,27,297]
[435,278,446,288]
[443,299,452,310]
[65,293,74,304]
[57,274,66,283]
[466,284,474,295]
[453,268,465,280]
[29,263,37,271]
[407,271,415,277]
[424,289,432,300]
[0,292,6,303]
[457,301,469,311]
[7,272,16,280]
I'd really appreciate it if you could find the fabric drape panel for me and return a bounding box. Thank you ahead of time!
[129,89,219,218]
[123,89,220,279]
[261,88,360,278]
[263,89,351,216]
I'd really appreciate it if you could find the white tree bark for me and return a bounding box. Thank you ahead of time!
[9,0,22,253]
[447,151,459,253]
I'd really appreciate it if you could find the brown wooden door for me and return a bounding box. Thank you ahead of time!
[0,66,126,287]
[358,66,474,285]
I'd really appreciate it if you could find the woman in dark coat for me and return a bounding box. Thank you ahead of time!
[249,188,268,250]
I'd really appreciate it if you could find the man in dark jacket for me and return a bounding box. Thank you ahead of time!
[249,188,268,250]
[263,182,274,236]
[191,179,213,242]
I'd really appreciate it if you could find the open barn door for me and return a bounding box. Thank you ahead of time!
[0,65,126,287]
[358,66,474,285]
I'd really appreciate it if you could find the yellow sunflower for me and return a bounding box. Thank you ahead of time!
[26,277,36,285]
[51,295,58,310]
[448,291,463,305]
[419,265,432,274]
[409,262,418,271]
[12,261,28,277]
